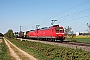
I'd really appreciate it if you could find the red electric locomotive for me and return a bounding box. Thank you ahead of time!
[28,25,65,42]
[28,30,35,38]
[28,29,39,39]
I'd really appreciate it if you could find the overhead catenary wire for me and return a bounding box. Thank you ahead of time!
[59,8,90,18]
[39,0,90,26]
[41,7,90,26]
[49,0,90,19]
[60,14,90,23]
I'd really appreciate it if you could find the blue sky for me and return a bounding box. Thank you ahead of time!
[0,0,90,34]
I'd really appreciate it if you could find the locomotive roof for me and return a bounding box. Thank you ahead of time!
[36,25,63,30]
[30,30,35,31]
[48,25,59,27]
[41,27,48,30]
[52,25,59,27]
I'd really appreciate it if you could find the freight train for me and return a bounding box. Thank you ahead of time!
[15,25,65,42]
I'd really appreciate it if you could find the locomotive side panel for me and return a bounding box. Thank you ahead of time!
[28,30,37,39]
[38,28,53,39]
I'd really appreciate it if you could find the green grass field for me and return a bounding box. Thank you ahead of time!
[75,38,90,43]
[67,36,90,43]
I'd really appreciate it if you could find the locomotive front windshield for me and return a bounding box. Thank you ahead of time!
[56,27,64,33]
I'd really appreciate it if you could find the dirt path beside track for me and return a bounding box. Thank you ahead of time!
[4,38,38,60]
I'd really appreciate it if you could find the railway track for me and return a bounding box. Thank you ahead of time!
[17,38,90,51]
[62,41,90,47]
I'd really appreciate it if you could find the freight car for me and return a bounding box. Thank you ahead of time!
[27,25,65,42]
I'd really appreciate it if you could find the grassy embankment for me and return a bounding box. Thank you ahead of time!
[67,36,90,43]
[6,37,90,60]
[0,37,11,60]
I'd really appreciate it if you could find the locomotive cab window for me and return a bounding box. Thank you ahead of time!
[60,29,63,32]
[56,27,64,32]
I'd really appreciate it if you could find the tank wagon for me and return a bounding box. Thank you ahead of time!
[27,25,65,42]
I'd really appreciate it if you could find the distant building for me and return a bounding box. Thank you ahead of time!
[76,32,89,36]
[76,32,79,36]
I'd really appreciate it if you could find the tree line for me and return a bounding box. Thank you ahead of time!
[0,33,3,37]
[4,29,14,38]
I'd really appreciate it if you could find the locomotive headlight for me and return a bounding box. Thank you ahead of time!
[56,33,65,34]
[56,33,59,34]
